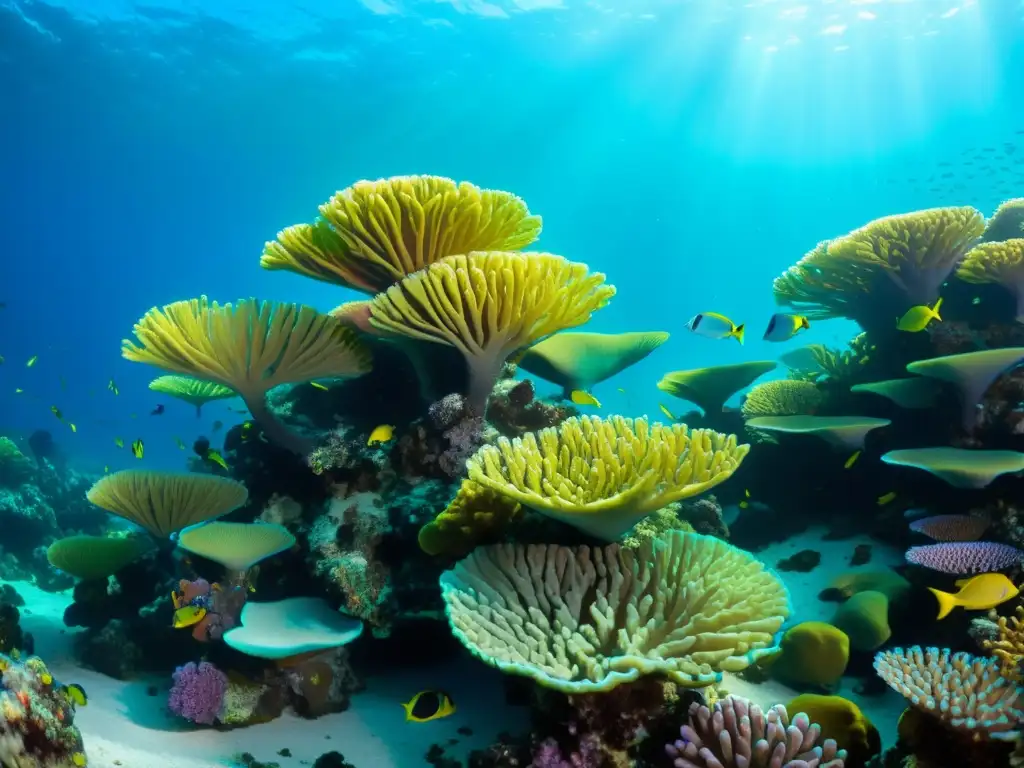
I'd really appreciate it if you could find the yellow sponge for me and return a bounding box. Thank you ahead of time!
[769,621,850,687]
[788,693,881,766]
[418,480,523,557]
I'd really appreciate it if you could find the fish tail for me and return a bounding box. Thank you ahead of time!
[801,317,810,329]
[932,297,943,321]
[733,324,745,345]
[400,702,413,721]
[928,587,957,620]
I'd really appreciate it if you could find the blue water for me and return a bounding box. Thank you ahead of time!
[1,0,1022,472]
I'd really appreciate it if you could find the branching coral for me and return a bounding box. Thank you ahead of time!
[666,695,847,768]
[773,208,985,325]
[874,646,1024,740]
[439,530,791,693]
[368,251,615,414]
[957,239,1024,321]
[983,605,1024,681]
[122,297,371,454]
[261,175,542,294]
[467,415,749,541]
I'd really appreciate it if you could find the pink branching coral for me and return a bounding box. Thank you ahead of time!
[909,514,989,542]
[904,541,1022,574]
[168,661,228,725]
[666,695,846,768]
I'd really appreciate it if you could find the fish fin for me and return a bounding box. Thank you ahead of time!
[928,587,957,620]
[932,297,943,321]
[954,577,971,588]
[733,324,745,345]
[400,701,413,721]
[801,317,810,329]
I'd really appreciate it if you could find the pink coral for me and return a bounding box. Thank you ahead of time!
[168,661,227,725]
[909,514,989,542]
[905,542,1022,574]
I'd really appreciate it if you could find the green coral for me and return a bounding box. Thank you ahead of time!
[787,335,875,384]
[220,676,267,725]
[741,380,824,418]
[0,437,33,487]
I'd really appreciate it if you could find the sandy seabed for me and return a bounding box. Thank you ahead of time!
[9,526,909,767]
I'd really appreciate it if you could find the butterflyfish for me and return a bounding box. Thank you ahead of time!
[897,298,942,332]
[929,572,1019,620]
[26,356,37,367]
[310,381,329,391]
[659,403,677,421]
[686,312,745,344]
[368,424,395,446]
[762,313,810,342]
[844,450,861,469]
[173,605,207,629]
[570,390,601,408]
[131,439,144,459]
[401,690,456,723]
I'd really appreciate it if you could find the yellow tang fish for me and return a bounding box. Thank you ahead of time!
[173,605,207,629]
[659,403,677,421]
[686,312,745,345]
[206,449,229,471]
[762,313,810,342]
[929,573,1019,620]
[114,437,124,448]
[897,298,942,333]
[844,450,861,469]
[368,424,395,446]
[876,491,897,506]
[401,690,456,723]
[310,381,329,391]
[570,390,601,408]
[26,356,37,367]
[131,439,144,459]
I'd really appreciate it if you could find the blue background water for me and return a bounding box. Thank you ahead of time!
[1,0,1022,472]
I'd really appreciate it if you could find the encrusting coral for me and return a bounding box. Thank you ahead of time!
[261,175,542,294]
[957,238,1024,322]
[367,251,616,415]
[466,415,750,541]
[122,297,372,454]
[439,530,791,693]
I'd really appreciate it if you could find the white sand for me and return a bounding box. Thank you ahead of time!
[8,528,911,765]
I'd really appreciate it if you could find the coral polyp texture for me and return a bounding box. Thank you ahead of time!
[439,530,791,693]
[740,379,825,419]
[773,207,985,326]
[957,238,1024,321]
[981,198,1024,243]
[874,646,1024,740]
[368,251,615,414]
[665,695,847,768]
[122,297,372,453]
[261,175,542,294]
[0,653,87,767]
[983,606,1024,681]
[904,541,1022,574]
[466,415,750,541]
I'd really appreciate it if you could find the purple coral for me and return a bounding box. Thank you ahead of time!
[666,695,846,768]
[168,661,227,725]
[440,415,485,477]
[904,541,1022,574]
[429,392,468,429]
[533,735,602,767]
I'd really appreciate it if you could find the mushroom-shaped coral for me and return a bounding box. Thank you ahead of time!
[957,239,1024,322]
[417,479,523,557]
[122,297,371,454]
[177,521,296,573]
[874,646,1024,740]
[880,447,1024,489]
[148,375,237,417]
[46,534,153,580]
[439,531,791,693]
[517,330,669,399]
[909,514,989,542]
[261,175,542,294]
[87,470,248,538]
[368,251,614,414]
[741,379,824,418]
[905,542,1022,574]
[466,415,749,541]
[665,695,848,768]
[223,597,364,660]
[981,198,1024,243]
[657,361,778,416]
[849,377,943,409]
[744,415,890,451]
[905,348,1024,430]
[773,207,985,325]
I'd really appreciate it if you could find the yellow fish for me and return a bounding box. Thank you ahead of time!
[876,491,897,506]
[570,390,601,408]
[69,423,77,433]
[72,753,87,767]
[114,437,124,448]
[368,424,395,446]
[173,605,207,629]
[14,388,22,394]
[844,450,861,469]
[658,403,677,421]
[739,488,751,510]
[26,356,37,367]
[108,378,119,395]
[206,449,229,471]
[617,387,626,394]
[40,672,53,686]
[61,683,88,707]
[929,573,1019,620]
[310,381,329,391]
[401,690,456,723]
[174,437,186,450]
[131,440,144,459]
[51,405,63,420]
[686,312,745,344]
[897,298,942,333]
[762,313,810,342]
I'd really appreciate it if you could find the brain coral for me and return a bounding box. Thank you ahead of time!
[439,530,791,693]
